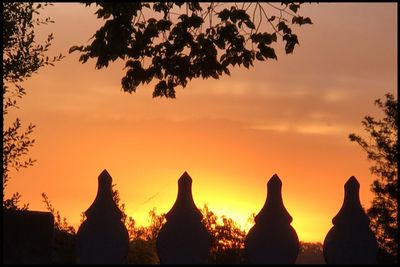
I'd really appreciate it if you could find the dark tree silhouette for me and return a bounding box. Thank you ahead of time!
[125,208,165,264]
[127,238,160,264]
[2,2,63,209]
[42,193,77,263]
[70,2,313,98]
[125,204,249,264]
[201,204,247,264]
[296,241,325,264]
[349,93,398,263]
[108,188,164,264]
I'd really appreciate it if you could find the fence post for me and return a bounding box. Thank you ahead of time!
[156,171,211,264]
[76,169,129,264]
[245,174,299,264]
[323,176,377,264]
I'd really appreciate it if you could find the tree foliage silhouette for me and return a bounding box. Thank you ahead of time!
[201,204,247,264]
[296,241,324,264]
[42,193,77,263]
[124,204,249,264]
[349,93,398,263]
[125,208,165,264]
[70,2,312,98]
[2,2,63,209]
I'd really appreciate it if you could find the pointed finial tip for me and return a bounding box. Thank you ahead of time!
[346,176,359,186]
[345,176,360,193]
[269,174,282,184]
[100,169,110,176]
[99,169,112,183]
[179,171,192,183]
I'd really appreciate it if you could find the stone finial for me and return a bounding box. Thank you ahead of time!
[156,171,211,264]
[77,169,129,264]
[245,174,299,264]
[323,176,378,264]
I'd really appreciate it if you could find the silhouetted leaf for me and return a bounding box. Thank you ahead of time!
[289,4,300,13]
[218,9,231,21]
[244,20,255,29]
[283,34,298,54]
[259,45,277,60]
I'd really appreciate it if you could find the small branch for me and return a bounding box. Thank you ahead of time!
[259,4,283,37]
[256,3,262,34]
[209,2,213,29]
[266,2,296,17]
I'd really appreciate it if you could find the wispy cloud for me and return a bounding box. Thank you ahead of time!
[248,121,345,135]
[323,89,348,103]
[247,123,291,133]
[295,123,344,135]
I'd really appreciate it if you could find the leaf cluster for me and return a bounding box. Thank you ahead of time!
[3,119,36,192]
[70,2,312,98]
[3,3,63,85]
[3,192,30,211]
[42,193,76,235]
[3,2,63,208]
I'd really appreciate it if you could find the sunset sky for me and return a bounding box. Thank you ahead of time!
[5,3,397,242]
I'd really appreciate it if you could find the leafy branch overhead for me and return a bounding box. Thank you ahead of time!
[70,2,313,98]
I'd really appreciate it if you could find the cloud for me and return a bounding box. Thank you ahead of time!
[248,121,345,136]
[323,89,348,103]
[294,123,344,135]
[247,123,291,133]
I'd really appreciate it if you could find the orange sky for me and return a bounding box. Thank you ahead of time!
[4,3,397,242]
